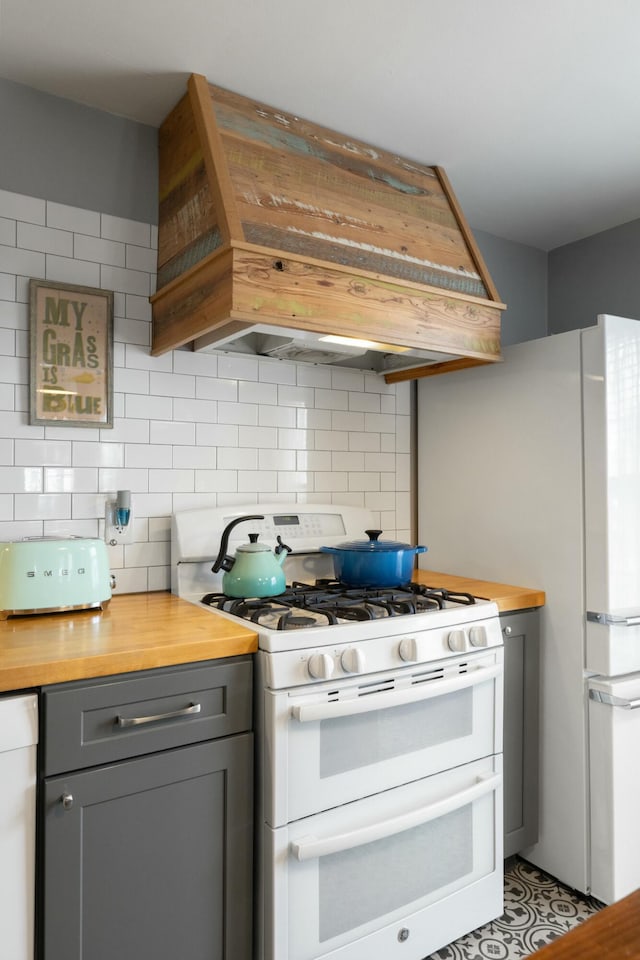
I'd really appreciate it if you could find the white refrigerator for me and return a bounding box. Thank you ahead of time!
[416,313,640,904]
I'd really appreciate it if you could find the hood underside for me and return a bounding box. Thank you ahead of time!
[151,75,505,382]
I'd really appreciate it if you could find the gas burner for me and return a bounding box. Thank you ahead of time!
[200,580,476,630]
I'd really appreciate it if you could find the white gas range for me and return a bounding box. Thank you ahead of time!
[172,503,504,960]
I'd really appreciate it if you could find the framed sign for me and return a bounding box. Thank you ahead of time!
[29,279,114,427]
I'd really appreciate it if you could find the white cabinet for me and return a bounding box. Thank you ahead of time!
[0,693,38,960]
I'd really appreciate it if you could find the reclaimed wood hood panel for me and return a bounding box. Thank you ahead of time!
[151,74,506,381]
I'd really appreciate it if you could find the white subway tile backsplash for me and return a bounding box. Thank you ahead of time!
[149,469,194,493]
[0,326,16,354]
[217,354,258,381]
[173,397,217,423]
[238,470,277,493]
[0,273,16,300]
[0,217,16,246]
[101,213,150,247]
[218,447,258,470]
[278,428,313,450]
[15,492,71,520]
[126,394,172,420]
[258,359,296,385]
[101,264,150,297]
[239,380,278,405]
[126,444,173,469]
[0,299,27,330]
[0,190,409,591]
[0,244,45,279]
[47,201,100,236]
[125,243,157,273]
[239,425,278,448]
[315,388,348,410]
[218,401,258,426]
[0,465,42,492]
[260,448,295,471]
[277,384,315,407]
[173,350,218,378]
[150,371,195,398]
[14,439,71,466]
[177,446,217,469]
[74,233,125,266]
[46,254,100,287]
[44,467,98,493]
[259,405,296,428]
[125,294,153,323]
[72,441,124,467]
[194,470,238,493]
[114,367,150,394]
[0,383,14,409]
[114,316,151,346]
[195,422,237,447]
[0,190,45,225]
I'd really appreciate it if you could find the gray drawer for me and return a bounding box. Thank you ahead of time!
[42,657,252,776]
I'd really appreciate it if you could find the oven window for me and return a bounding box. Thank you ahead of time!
[319,687,472,778]
[318,804,473,941]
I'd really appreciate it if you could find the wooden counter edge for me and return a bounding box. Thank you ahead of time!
[414,570,546,612]
[0,591,258,692]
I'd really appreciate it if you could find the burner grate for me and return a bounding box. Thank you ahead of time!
[200,581,476,630]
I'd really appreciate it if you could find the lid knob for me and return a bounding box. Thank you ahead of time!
[365,529,383,542]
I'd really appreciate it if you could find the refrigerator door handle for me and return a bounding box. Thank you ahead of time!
[589,688,640,709]
[587,611,640,626]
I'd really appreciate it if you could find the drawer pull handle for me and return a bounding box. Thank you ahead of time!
[61,792,74,810]
[116,702,202,728]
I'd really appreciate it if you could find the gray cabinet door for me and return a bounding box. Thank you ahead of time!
[42,733,253,960]
[502,610,540,857]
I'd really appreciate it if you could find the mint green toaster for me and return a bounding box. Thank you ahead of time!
[0,537,113,618]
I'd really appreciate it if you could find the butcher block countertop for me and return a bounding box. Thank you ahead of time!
[0,572,543,694]
[414,570,546,612]
[0,592,257,693]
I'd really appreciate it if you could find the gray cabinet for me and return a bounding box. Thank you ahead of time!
[39,657,253,960]
[502,609,540,858]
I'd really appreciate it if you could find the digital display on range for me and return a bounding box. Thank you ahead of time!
[273,515,300,526]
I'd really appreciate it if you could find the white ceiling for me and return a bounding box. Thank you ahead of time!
[1,0,639,251]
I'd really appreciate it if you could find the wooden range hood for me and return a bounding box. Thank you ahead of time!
[151,74,505,383]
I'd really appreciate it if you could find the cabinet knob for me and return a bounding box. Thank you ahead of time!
[61,792,74,810]
[503,625,513,637]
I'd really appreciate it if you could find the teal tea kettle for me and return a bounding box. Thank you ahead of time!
[212,515,291,598]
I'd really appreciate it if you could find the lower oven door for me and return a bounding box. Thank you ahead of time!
[262,648,503,826]
[260,754,503,960]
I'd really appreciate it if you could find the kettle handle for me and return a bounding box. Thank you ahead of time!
[211,515,265,573]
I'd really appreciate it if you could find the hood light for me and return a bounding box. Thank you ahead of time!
[319,335,409,354]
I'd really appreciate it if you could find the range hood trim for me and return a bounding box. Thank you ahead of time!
[152,75,506,382]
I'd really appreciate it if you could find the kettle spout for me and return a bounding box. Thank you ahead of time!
[275,535,292,566]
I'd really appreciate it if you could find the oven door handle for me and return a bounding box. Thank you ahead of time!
[290,772,501,862]
[291,664,501,723]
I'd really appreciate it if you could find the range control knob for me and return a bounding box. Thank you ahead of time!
[447,629,468,652]
[307,652,335,680]
[398,637,419,662]
[469,625,489,647]
[341,647,366,674]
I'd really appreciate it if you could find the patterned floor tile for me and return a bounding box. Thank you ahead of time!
[425,858,603,960]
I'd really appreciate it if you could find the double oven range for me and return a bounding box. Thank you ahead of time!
[172,503,504,960]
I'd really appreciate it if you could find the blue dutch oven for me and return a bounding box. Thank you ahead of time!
[320,529,427,588]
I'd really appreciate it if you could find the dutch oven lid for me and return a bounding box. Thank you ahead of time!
[332,530,417,552]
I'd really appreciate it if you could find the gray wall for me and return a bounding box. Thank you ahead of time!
[0,78,158,225]
[548,218,640,333]
[474,229,548,345]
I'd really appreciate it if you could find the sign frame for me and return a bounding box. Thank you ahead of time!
[29,279,114,428]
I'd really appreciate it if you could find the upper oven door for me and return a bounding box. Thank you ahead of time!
[261,648,503,827]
